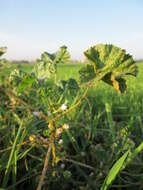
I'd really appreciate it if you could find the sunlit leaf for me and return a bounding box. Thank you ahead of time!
[79,44,138,93]
[34,46,70,80]
[34,58,55,80]
[55,45,70,64]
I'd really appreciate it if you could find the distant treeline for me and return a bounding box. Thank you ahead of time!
[7,59,143,64]
[9,59,85,64]
[10,60,33,64]
[135,59,143,63]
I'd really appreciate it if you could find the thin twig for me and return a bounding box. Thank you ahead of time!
[62,158,95,171]
[36,142,53,190]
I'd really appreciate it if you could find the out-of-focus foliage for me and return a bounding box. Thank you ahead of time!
[0,47,7,68]
[0,47,7,57]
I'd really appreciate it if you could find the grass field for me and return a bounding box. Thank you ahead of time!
[1,61,143,128]
[1,61,143,116]
[1,61,143,92]
[1,61,143,81]
[1,61,143,135]
[1,61,143,189]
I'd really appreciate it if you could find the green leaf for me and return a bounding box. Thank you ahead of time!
[2,118,23,188]
[54,45,70,64]
[60,78,79,90]
[101,151,129,190]
[9,69,26,87]
[123,141,143,169]
[42,52,56,61]
[79,64,95,83]
[79,44,138,93]
[34,46,70,80]
[34,58,55,80]
[17,75,35,93]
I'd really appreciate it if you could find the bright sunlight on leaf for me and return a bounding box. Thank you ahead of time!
[34,46,70,80]
[79,44,138,93]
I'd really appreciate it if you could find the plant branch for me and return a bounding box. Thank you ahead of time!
[36,142,53,190]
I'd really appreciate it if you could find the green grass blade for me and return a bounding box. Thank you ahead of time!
[2,121,23,188]
[101,151,129,190]
[12,126,17,190]
[105,103,115,141]
[125,141,143,167]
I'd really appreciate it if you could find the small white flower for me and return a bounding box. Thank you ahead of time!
[99,172,103,177]
[81,152,86,157]
[61,164,65,169]
[62,124,69,130]
[100,161,103,168]
[56,128,62,136]
[89,172,94,177]
[48,111,51,116]
[58,139,63,145]
[33,111,40,116]
[61,103,67,111]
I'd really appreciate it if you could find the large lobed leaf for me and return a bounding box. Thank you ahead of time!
[34,46,70,80]
[79,44,138,93]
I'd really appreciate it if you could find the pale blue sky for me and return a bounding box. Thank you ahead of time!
[0,0,143,60]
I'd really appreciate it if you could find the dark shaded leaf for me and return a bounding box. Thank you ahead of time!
[79,65,95,83]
